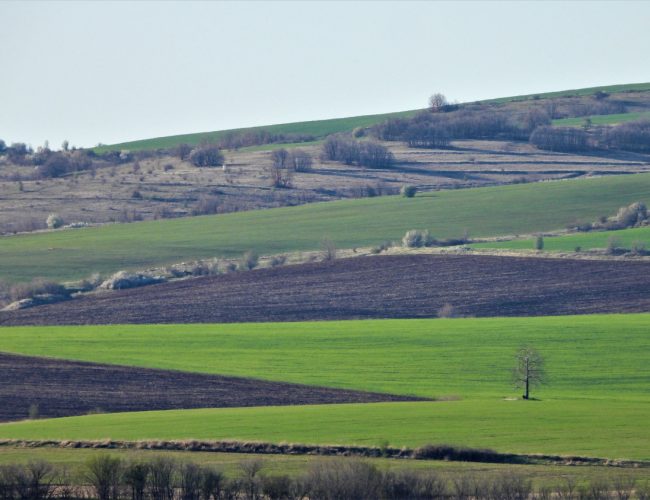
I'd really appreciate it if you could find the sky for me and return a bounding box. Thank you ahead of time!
[1,1,650,149]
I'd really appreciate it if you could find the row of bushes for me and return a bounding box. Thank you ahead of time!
[402,229,469,249]
[2,455,648,500]
[322,135,395,169]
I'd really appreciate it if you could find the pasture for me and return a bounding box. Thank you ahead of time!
[4,173,650,283]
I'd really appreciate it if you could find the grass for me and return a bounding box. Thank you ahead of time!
[93,110,418,153]
[95,82,650,153]
[0,315,647,401]
[4,173,650,283]
[552,111,650,127]
[472,226,650,252]
[0,400,648,460]
[0,314,648,459]
[1,447,646,487]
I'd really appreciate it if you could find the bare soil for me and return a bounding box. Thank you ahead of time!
[3,254,650,326]
[0,353,422,422]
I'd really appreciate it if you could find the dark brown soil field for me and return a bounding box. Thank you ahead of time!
[0,353,421,422]
[2,254,650,326]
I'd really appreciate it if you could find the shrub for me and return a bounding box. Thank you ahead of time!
[261,474,293,500]
[401,185,417,198]
[321,238,337,262]
[606,236,622,255]
[28,404,39,419]
[615,201,647,228]
[306,459,382,500]
[535,235,544,251]
[437,303,455,318]
[10,278,68,302]
[189,146,224,167]
[239,250,259,271]
[290,149,313,172]
[46,213,64,229]
[269,255,287,267]
[100,271,165,290]
[402,229,433,248]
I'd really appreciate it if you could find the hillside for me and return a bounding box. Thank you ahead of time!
[3,173,650,283]
[95,82,650,153]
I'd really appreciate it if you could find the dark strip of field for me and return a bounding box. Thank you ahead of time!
[2,254,650,326]
[0,353,422,422]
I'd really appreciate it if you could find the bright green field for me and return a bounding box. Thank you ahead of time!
[473,226,650,252]
[4,173,650,283]
[0,316,648,400]
[0,315,648,459]
[552,111,650,127]
[484,82,650,104]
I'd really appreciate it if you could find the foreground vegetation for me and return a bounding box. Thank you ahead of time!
[1,448,647,490]
[1,452,649,499]
[3,173,650,283]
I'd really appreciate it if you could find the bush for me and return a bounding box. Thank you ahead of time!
[290,149,313,172]
[269,255,287,267]
[401,185,417,198]
[402,229,433,248]
[189,146,224,167]
[123,461,149,500]
[100,271,165,290]
[322,135,394,168]
[321,238,337,262]
[147,457,175,500]
[616,201,647,228]
[535,235,544,251]
[306,459,382,500]
[10,278,69,302]
[239,250,259,271]
[46,213,64,229]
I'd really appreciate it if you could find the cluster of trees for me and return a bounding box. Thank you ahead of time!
[267,148,314,188]
[600,120,650,153]
[373,108,546,147]
[529,126,589,152]
[322,134,394,168]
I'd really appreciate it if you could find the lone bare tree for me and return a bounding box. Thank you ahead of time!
[512,346,545,400]
[428,93,448,113]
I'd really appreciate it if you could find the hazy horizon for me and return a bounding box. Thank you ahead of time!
[2,0,650,149]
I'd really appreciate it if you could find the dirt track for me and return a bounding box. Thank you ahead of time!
[0,353,422,422]
[3,254,650,326]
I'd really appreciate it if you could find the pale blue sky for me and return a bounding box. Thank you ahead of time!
[2,1,649,148]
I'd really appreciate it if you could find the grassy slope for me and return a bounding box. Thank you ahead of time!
[0,315,648,458]
[4,173,650,283]
[96,82,650,153]
[473,226,650,251]
[552,111,650,127]
[94,110,418,153]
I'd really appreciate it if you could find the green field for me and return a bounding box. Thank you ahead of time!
[552,111,650,127]
[473,226,650,252]
[0,315,648,459]
[4,173,650,283]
